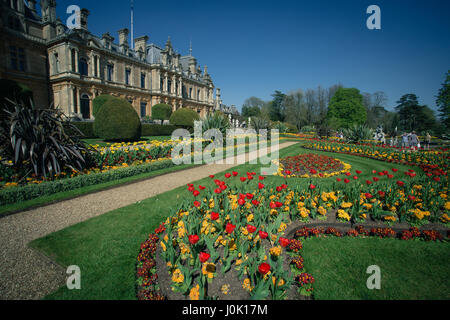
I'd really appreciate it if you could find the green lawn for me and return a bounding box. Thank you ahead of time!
[302,237,450,300]
[30,143,423,300]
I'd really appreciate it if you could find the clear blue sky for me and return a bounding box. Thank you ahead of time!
[51,0,449,112]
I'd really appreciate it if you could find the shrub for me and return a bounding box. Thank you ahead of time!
[151,104,173,121]
[94,97,141,141]
[250,116,271,132]
[271,121,288,133]
[0,79,33,109]
[169,108,199,128]
[92,94,116,117]
[0,159,175,205]
[0,100,94,178]
[342,124,374,143]
[285,123,298,133]
[69,121,96,138]
[201,112,231,136]
[141,124,177,137]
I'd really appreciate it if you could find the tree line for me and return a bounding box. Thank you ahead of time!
[241,70,449,137]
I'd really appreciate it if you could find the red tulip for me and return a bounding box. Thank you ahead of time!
[193,190,200,197]
[392,168,398,173]
[193,200,201,207]
[276,186,282,192]
[246,193,254,199]
[220,184,227,190]
[281,184,288,189]
[372,170,377,174]
[373,177,379,182]
[366,180,372,185]
[240,177,247,182]
[199,185,206,190]
[258,263,271,275]
[310,169,317,175]
[211,212,220,221]
[434,177,441,182]
[214,188,222,194]
[247,175,254,180]
[378,191,386,197]
[408,195,416,201]
[270,201,277,209]
[188,235,199,245]
[344,179,350,184]
[252,200,260,206]
[259,176,265,181]
[232,171,238,176]
[285,170,292,175]
[337,178,342,182]
[258,183,265,189]
[238,198,246,206]
[188,186,195,192]
[353,176,358,180]
[309,184,316,190]
[345,172,351,176]
[365,193,373,199]
[226,223,236,234]
[259,230,268,239]
[209,175,215,179]
[279,237,290,248]
[225,173,232,178]
[387,174,394,179]
[247,225,257,233]
[356,170,362,175]
[275,201,283,208]
[396,181,405,187]
[199,252,210,263]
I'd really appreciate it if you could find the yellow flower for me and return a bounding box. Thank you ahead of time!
[341,202,353,209]
[247,214,254,223]
[242,278,253,292]
[278,222,287,233]
[202,263,216,279]
[172,269,184,283]
[189,284,200,300]
[160,241,167,252]
[337,210,351,221]
[269,246,282,257]
[318,206,327,216]
[221,284,230,295]
[445,202,450,211]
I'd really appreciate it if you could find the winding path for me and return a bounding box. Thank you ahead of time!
[0,141,298,300]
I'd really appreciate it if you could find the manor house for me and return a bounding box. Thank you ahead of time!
[0,0,225,120]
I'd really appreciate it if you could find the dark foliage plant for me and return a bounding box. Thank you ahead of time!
[0,100,94,179]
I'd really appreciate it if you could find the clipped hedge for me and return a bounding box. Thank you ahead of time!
[0,160,176,206]
[94,97,141,141]
[169,108,199,128]
[92,94,116,117]
[141,124,178,137]
[70,121,97,138]
[151,104,173,121]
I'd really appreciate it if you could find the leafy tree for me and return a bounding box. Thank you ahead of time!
[326,88,367,129]
[269,91,286,122]
[395,94,438,133]
[436,70,450,129]
[151,103,173,121]
[241,105,261,118]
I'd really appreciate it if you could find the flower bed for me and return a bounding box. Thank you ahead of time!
[273,153,351,178]
[136,168,449,300]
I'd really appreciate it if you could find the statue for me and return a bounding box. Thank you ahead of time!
[373,125,386,144]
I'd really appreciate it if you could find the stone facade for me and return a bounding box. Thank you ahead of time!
[1,0,220,120]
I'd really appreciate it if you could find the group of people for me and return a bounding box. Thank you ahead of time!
[399,132,432,151]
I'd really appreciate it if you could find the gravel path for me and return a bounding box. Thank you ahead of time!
[0,141,298,300]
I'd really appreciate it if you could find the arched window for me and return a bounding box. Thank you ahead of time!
[79,58,88,76]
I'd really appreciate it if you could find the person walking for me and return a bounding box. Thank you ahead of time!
[410,131,419,151]
[401,133,409,149]
[425,132,432,150]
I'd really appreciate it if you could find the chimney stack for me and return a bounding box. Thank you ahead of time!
[134,35,148,54]
[79,8,90,30]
